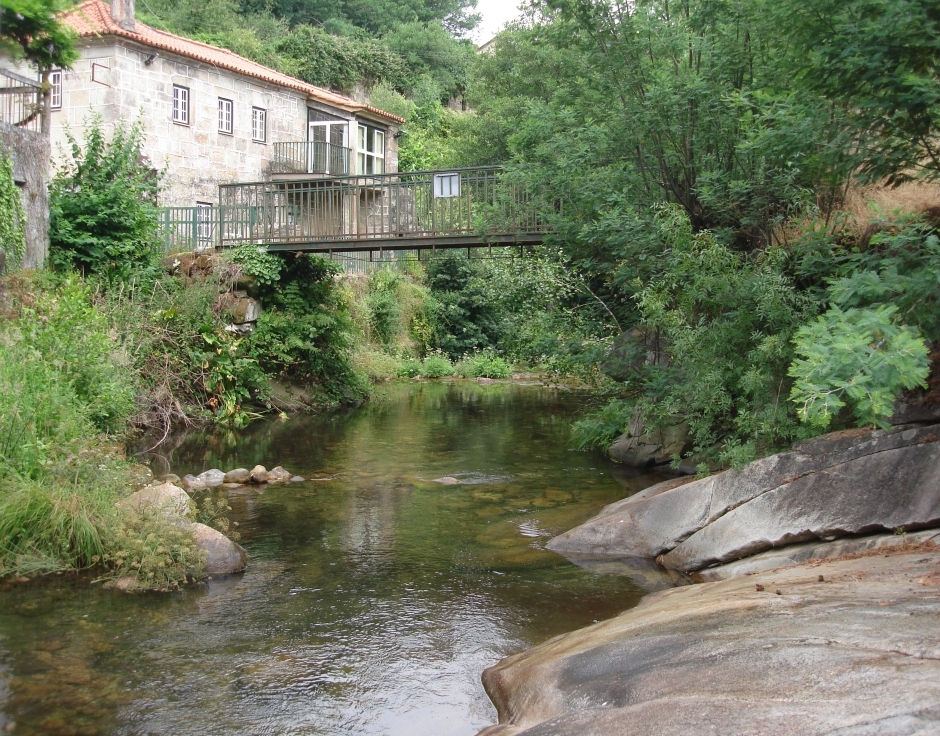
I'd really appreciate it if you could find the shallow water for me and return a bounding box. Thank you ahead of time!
[0,381,673,736]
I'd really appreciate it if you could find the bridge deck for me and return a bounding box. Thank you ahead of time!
[215,166,549,253]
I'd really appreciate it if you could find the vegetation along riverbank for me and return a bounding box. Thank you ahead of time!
[0,0,938,731]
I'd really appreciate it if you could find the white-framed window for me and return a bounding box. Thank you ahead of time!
[357,124,385,175]
[251,107,266,142]
[218,97,233,134]
[49,70,62,109]
[172,84,190,125]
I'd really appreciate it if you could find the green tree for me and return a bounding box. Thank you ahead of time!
[0,0,77,70]
[770,0,940,183]
[50,117,163,283]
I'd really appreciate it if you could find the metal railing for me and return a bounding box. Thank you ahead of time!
[217,166,550,251]
[0,68,42,132]
[159,206,219,252]
[271,141,350,176]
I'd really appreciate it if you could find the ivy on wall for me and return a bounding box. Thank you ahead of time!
[0,148,26,269]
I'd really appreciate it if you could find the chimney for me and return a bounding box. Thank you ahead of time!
[110,0,135,32]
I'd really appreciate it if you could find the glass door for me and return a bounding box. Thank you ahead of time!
[308,122,348,175]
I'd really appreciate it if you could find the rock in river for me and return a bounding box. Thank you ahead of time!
[180,474,208,492]
[117,483,192,518]
[549,424,940,572]
[189,522,248,575]
[267,466,293,483]
[196,468,226,487]
[477,547,940,735]
[224,468,251,484]
[249,465,269,484]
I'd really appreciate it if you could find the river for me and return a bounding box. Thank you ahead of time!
[0,381,673,736]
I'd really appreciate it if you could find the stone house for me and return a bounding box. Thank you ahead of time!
[42,0,403,208]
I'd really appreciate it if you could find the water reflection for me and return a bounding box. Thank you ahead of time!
[0,382,673,735]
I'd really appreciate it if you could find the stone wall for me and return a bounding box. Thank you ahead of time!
[0,121,50,268]
[40,40,400,208]
[47,38,314,206]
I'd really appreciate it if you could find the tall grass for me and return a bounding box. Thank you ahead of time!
[0,273,202,583]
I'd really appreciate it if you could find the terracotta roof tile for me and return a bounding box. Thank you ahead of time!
[61,0,405,124]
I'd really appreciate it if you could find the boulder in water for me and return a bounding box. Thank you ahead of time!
[224,468,251,484]
[267,466,293,483]
[196,469,226,487]
[189,522,248,575]
[249,465,269,484]
[180,474,208,492]
[117,483,192,519]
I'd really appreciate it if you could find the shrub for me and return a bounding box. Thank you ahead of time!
[789,305,929,428]
[631,210,818,462]
[353,348,403,381]
[18,275,135,433]
[421,351,454,377]
[229,243,282,286]
[570,399,634,451]
[455,351,513,378]
[367,268,403,345]
[246,253,365,402]
[50,116,162,283]
[0,148,26,268]
[397,356,423,378]
[101,503,211,591]
[426,255,502,358]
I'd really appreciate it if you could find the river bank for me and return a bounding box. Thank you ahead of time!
[476,419,940,734]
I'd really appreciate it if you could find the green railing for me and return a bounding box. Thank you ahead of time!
[217,166,550,252]
[159,204,283,253]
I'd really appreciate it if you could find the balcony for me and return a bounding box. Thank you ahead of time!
[271,141,350,176]
[0,68,43,132]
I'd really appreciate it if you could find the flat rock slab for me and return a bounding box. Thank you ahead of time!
[663,429,940,571]
[548,424,940,570]
[478,549,940,736]
[698,529,940,581]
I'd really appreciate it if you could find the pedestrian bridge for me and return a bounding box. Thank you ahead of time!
[159,167,551,256]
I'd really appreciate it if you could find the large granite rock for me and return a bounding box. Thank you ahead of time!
[697,528,940,582]
[117,483,192,518]
[189,522,248,575]
[663,427,940,571]
[548,424,940,571]
[478,548,940,736]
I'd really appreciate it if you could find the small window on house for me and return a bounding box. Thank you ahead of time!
[252,107,266,142]
[357,124,385,175]
[218,97,233,134]
[172,84,190,125]
[49,70,63,109]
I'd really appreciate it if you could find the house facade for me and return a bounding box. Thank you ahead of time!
[39,0,403,207]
